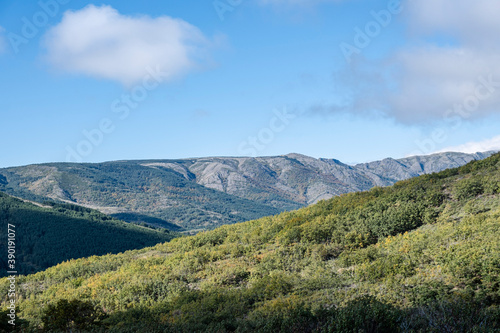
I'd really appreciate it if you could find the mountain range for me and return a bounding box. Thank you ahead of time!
[0,151,495,231]
[4,152,499,332]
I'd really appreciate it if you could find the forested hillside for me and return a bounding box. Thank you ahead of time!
[1,153,500,332]
[0,152,492,232]
[0,193,179,277]
[0,162,281,231]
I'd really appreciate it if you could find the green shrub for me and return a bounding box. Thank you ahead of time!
[484,180,500,195]
[41,299,106,331]
[247,272,294,301]
[454,178,484,200]
[405,298,498,333]
[244,297,318,333]
[324,296,401,333]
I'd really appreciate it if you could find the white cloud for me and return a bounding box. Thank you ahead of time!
[385,46,500,123]
[436,135,500,154]
[322,0,500,124]
[384,0,500,123]
[43,5,213,86]
[407,0,500,48]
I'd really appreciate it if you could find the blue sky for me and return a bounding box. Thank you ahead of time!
[1,0,499,168]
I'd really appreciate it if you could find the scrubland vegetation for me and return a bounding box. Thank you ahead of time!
[1,154,500,332]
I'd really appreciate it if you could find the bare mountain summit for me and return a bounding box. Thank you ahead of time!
[165,151,496,208]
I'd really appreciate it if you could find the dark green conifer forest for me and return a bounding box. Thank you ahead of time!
[0,194,178,277]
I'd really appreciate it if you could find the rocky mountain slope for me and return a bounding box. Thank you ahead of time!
[3,152,499,332]
[176,151,495,207]
[0,151,495,231]
[356,151,494,185]
[0,163,280,231]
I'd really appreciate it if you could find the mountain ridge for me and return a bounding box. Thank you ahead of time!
[0,150,496,231]
[3,152,499,332]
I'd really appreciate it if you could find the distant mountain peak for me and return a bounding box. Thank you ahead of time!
[283,153,314,159]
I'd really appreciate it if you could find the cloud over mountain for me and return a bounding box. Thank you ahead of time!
[437,135,500,154]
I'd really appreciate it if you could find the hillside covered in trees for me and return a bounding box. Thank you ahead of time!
[0,193,179,277]
[1,153,500,332]
[0,152,492,232]
[0,162,281,231]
